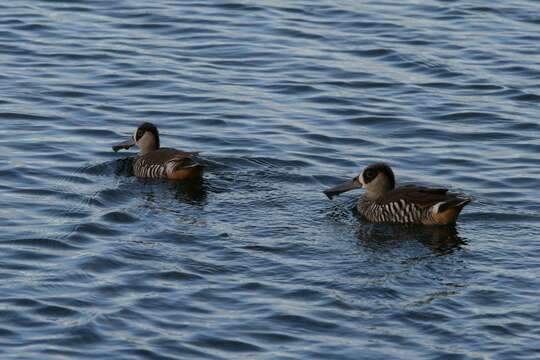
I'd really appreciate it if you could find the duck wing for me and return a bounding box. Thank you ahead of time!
[377,185,452,209]
[142,148,199,165]
[149,148,204,180]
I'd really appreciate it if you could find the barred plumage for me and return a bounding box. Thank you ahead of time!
[358,188,455,224]
[113,122,203,181]
[359,199,432,224]
[324,163,470,225]
[133,158,166,178]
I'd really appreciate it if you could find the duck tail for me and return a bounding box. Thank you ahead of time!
[437,197,471,214]
[430,196,471,225]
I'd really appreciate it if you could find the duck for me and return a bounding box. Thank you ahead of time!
[112,122,203,180]
[324,163,470,225]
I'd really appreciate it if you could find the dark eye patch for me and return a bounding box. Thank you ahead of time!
[136,129,144,140]
[363,169,377,183]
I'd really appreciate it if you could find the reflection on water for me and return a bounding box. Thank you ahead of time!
[172,179,208,204]
[356,221,465,255]
[113,157,134,177]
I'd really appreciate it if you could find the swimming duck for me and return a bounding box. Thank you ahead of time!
[324,163,470,225]
[112,122,203,180]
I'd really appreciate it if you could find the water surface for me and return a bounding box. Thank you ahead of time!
[1,1,540,359]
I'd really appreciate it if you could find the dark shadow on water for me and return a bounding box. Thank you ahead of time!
[138,177,208,206]
[355,220,466,256]
[114,157,135,177]
[172,179,208,204]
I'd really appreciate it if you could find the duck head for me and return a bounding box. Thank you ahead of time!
[112,122,160,155]
[324,163,396,200]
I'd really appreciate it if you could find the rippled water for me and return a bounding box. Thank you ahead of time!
[1,1,540,358]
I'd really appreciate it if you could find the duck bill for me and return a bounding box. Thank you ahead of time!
[112,137,135,152]
[324,178,362,199]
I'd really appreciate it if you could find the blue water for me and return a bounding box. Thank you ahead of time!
[1,1,540,359]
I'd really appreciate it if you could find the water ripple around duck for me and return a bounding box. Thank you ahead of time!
[1,0,540,359]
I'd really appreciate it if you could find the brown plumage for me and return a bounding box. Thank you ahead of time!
[372,185,470,225]
[112,123,204,180]
[376,186,453,208]
[324,163,470,225]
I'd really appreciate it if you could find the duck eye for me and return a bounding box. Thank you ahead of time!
[136,130,143,139]
[365,169,376,181]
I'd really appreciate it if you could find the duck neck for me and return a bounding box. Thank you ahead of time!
[362,189,382,202]
[139,144,157,155]
[137,133,159,155]
[362,176,394,201]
